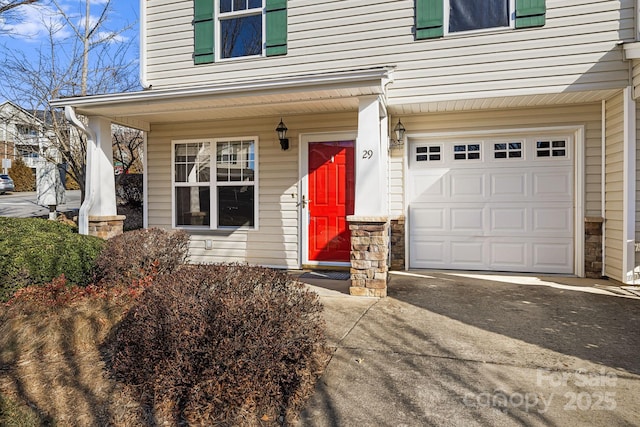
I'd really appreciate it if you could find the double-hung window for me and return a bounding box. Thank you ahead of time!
[448,0,511,33]
[173,138,258,229]
[219,0,263,59]
[194,0,288,64]
[416,0,545,39]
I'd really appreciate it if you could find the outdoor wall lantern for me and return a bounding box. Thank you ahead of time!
[276,118,289,150]
[391,118,406,147]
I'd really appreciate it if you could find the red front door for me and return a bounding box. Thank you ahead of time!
[308,141,355,262]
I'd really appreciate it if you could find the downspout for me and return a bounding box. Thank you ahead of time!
[65,106,96,235]
[139,1,151,89]
[601,100,606,277]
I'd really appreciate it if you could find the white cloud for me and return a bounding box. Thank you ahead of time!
[0,4,71,42]
[94,30,127,44]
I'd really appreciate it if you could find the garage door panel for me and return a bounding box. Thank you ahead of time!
[490,173,527,198]
[532,206,572,235]
[533,243,573,272]
[490,242,527,268]
[451,208,484,232]
[533,172,572,199]
[410,206,445,231]
[490,208,527,232]
[451,174,485,198]
[411,240,446,266]
[450,241,484,265]
[409,135,574,274]
[408,170,447,201]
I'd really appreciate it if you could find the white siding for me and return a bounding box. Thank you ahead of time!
[147,112,357,268]
[389,103,603,217]
[604,92,624,280]
[145,0,633,102]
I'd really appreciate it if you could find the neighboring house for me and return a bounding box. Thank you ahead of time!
[51,0,640,295]
[0,101,48,174]
[0,101,66,205]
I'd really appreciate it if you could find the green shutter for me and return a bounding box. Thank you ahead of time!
[515,0,546,29]
[266,0,287,56]
[194,0,214,64]
[415,0,443,40]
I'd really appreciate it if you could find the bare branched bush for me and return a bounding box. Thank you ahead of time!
[103,264,329,426]
[94,228,189,287]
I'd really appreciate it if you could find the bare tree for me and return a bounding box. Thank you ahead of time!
[0,0,140,202]
[0,0,39,16]
[0,0,40,35]
[112,124,144,183]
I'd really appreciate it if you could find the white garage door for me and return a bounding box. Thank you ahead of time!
[408,134,574,274]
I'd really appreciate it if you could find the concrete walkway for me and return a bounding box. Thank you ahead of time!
[296,271,640,427]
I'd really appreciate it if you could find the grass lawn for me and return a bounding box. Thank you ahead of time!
[0,295,150,425]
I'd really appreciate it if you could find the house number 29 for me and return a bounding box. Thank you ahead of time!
[362,150,373,159]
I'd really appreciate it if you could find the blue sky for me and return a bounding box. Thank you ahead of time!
[0,0,140,102]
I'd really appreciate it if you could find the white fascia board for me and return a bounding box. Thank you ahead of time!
[49,68,394,111]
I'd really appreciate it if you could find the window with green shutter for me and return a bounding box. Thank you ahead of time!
[193,0,288,64]
[416,0,545,40]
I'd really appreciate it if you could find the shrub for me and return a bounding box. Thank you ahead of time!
[103,264,329,426]
[94,228,189,287]
[7,158,35,192]
[0,217,105,302]
[115,173,143,207]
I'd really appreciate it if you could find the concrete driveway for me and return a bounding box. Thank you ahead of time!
[0,190,80,218]
[297,271,640,427]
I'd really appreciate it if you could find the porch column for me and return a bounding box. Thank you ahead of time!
[85,116,125,238]
[354,96,386,216]
[348,96,390,297]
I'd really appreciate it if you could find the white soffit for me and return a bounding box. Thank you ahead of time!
[388,89,620,115]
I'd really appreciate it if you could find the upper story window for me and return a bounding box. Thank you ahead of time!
[219,0,263,59]
[194,0,288,64]
[16,125,37,136]
[448,0,510,33]
[415,0,545,40]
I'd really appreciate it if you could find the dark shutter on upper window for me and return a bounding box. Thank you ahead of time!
[515,0,546,28]
[415,0,443,40]
[266,0,287,56]
[194,0,214,64]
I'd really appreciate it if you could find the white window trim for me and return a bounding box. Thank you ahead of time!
[215,0,265,61]
[171,137,259,231]
[444,0,516,36]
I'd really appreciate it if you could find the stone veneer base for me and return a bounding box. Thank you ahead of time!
[347,216,389,297]
[584,216,603,279]
[390,216,405,270]
[88,215,127,239]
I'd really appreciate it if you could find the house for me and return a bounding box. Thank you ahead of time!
[51,0,640,295]
[0,101,48,175]
[0,101,66,205]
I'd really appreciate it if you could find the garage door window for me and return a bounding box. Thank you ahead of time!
[494,142,522,159]
[536,140,567,158]
[454,144,481,160]
[416,145,442,162]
